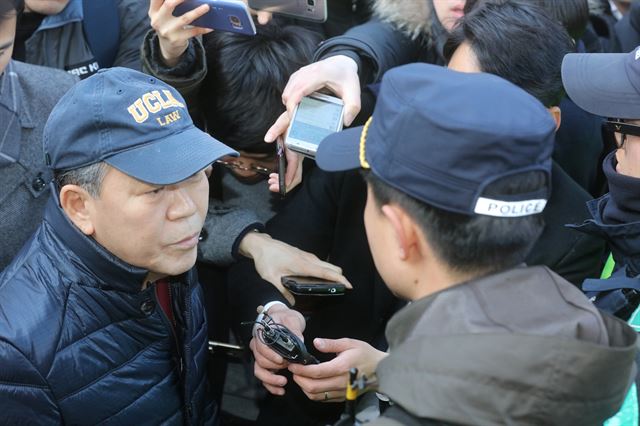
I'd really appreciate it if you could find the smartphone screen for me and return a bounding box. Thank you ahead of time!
[287,96,343,155]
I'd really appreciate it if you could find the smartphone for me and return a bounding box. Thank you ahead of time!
[277,139,287,197]
[248,0,327,23]
[282,276,346,296]
[174,0,257,36]
[285,92,345,158]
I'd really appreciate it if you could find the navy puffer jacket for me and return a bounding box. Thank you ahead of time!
[0,194,216,424]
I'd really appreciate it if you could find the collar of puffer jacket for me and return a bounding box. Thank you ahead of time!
[373,0,432,40]
[43,185,151,293]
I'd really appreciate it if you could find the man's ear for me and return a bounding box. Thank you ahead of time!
[59,185,96,236]
[548,106,561,131]
[380,204,421,262]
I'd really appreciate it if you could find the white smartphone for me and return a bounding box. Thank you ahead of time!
[248,0,327,23]
[285,93,344,158]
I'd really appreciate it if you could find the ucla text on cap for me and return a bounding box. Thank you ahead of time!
[127,90,185,126]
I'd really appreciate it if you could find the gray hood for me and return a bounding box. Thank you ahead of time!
[377,266,637,425]
[373,0,432,40]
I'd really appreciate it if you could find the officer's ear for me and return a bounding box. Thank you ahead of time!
[59,185,96,236]
[548,106,561,131]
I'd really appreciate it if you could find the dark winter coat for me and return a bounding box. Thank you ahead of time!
[0,194,216,424]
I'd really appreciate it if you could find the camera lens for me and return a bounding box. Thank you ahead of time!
[229,15,241,27]
[307,0,315,6]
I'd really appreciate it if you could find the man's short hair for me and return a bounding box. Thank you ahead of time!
[201,22,321,153]
[54,162,108,198]
[365,170,546,275]
[535,0,589,41]
[444,0,575,107]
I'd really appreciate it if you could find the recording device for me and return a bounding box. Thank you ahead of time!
[282,275,346,296]
[251,313,319,365]
[285,92,344,158]
[248,0,328,23]
[173,0,257,35]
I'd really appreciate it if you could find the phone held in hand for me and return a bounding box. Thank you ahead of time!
[285,92,345,158]
[282,275,346,296]
[248,0,328,23]
[173,0,257,35]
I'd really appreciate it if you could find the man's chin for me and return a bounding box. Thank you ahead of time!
[152,249,199,278]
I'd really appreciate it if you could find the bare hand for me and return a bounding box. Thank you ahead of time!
[263,55,361,194]
[250,305,306,395]
[149,0,213,67]
[238,233,352,305]
[288,338,387,402]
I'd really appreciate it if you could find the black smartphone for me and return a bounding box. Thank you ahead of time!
[282,276,346,296]
[277,139,286,197]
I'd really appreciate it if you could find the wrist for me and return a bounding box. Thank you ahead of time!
[253,301,288,336]
[159,41,188,68]
[332,55,359,74]
[238,231,271,259]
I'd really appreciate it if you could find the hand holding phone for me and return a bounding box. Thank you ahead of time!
[149,0,215,67]
[173,0,257,35]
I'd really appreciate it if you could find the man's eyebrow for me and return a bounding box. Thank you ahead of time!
[0,41,14,50]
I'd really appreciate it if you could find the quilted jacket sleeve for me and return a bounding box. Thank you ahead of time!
[0,341,61,424]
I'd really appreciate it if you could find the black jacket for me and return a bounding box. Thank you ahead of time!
[527,162,606,286]
[227,169,403,426]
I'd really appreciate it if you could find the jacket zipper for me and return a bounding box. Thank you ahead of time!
[182,281,193,423]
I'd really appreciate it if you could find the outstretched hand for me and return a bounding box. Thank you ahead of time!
[238,232,351,305]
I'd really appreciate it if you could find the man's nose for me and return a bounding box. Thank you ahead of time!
[167,186,198,220]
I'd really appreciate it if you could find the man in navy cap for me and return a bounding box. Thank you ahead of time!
[290,64,637,424]
[562,46,640,319]
[0,67,236,423]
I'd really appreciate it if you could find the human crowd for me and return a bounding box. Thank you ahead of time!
[1,0,640,425]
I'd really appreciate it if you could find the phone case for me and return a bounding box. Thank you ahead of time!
[248,0,327,23]
[174,0,257,35]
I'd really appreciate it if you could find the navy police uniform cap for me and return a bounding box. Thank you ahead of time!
[316,64,556,218]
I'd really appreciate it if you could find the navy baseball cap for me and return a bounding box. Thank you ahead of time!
[43,67,237,185]
[562,46,640,119]
[316,64,556,217]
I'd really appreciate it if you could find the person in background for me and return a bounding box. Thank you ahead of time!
[13,0,149,78]
[0,0,77,270]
